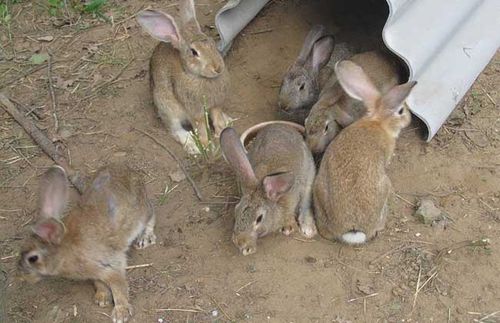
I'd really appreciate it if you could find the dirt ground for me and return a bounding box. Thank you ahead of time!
[1,0,499,322]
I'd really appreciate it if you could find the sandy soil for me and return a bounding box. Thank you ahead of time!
[1,0,499,322]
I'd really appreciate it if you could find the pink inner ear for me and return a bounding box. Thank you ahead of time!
[263,173,294,202]
[33,220,62,244]
[137,11,179,44]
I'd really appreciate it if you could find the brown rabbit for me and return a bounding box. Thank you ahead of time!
[18,164,156,323]
[220,125,316,255]
[305,50,402,154]
[313,60,416,244]
[136,1,231,154]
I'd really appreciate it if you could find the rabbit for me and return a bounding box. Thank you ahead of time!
[305,50,402,154]
[313,59,416,244]
[278,24,354,123]
[18,163,156,323]
[220,124,316,255]
[136,1,231,155]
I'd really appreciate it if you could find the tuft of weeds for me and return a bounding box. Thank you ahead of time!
[190,98,232,163]
[158,183,178,206]
[47,0,65,16]
[0,0,19,41]
[45,0,109,21]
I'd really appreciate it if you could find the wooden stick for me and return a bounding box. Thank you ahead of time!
[0,93,85,194]
[133,128,203,201]
[47,52,59,133]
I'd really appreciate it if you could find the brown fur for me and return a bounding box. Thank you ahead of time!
[18,163,156,322]
[220,125,316,255]
[137,2,230,154]
[313,59,416,244]
[306,50,402,154]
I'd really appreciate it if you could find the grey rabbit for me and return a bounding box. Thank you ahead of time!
[220,125,316,255]
[278,24,353,123]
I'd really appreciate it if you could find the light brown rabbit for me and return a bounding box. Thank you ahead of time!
[313,60,416,244]
[18,164,156,323]
[305,50,402,154]
[220,125,316,256]
[136,1,231,154]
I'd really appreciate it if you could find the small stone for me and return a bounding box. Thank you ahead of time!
[211,310,218,317]
[246,264,257,273]
[415,232,421,237]
[37,35,54,42]
[305,256,317,263]
[58,127,73,139]
[169,168,186,183]
[414,198,447,225]
[158,318,164,323]
[203,206,210,212]
[356,278,374,295]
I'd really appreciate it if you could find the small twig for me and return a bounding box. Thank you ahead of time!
[475,311,500,322]
[0,63,49,89]
[47,52,59,132]
[435,238,490,263]
[412,264,423,309]
[133,128,203,201]
[247,28,274,35]
[0,93,84,194]
[155,308,202,313]
[89,59,134,95]
[235,281,254,294]
[1,255,16,261]
[209,296,233,322]
[394,192,416,207]
[347,292,378,303]
[125,263,153,270]
[292,237,315,243]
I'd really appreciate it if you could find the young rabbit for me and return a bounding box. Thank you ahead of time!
[220,125,316,255]
[305,50,402,154]
[18,164,156,323]
[313,60,416,244]
[137,1,231,154]
[278,24,353,123]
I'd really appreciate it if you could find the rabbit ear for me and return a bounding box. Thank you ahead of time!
[335,60,381,111]
[39,166,68,219]
[381,81,417,112]
[32,218,65,244]
[91,169,111,191]
[312,36,335,74]
[263,172,294,202]
[220,128,258,188]
[179,0,201,31]
[136,10,181,47]
[297,25,327,65]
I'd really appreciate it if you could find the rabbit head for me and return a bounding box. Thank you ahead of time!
[220,128,295,256]
[278,25,335,115]
[335,60,415,136]
[18,166,69,283]
[137,0,225,79]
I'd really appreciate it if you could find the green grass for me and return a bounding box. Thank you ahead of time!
[45,0,109,20]
[189,98,231,163]
[158,183,178,206]
[0,0,16,41]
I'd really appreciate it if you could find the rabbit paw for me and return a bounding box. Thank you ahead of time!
[94,289,112,307]
[212,109,234,137]
[281,225,295,236]
[299,213,318,238]
[112,304,133,323]
[134,231,156,250]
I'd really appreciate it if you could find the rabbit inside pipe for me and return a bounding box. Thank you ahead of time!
[136,0,232,155]
[220,125,317,255]
[17,163,156,323]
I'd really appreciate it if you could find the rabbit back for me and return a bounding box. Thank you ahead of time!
[314,124,392,242]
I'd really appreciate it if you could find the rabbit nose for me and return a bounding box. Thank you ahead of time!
[212,64,223,75]
[242,246,256,256]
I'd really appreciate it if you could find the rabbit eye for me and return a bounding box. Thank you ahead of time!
[325,122,330,131]
[397,107,404,115]
[255,214,264,224]
[28,255,38,264]
[299,83,305,91]
[190,48,199,57]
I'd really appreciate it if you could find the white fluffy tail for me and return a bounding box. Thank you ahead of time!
[342,231,366,244]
